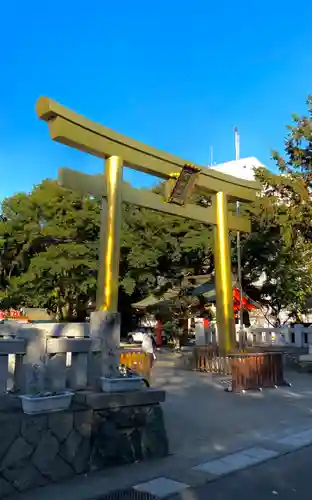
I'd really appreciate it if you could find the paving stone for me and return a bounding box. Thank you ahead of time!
[134,477,189,498]
[60,429,83,464]
[32,431,59,473]
[193,458,236,475]
[277,430,312,447]
[166,467,216,487]
[49,411,74,442]
[192,447,279,477]
[221,451,264,468]
[243,447,279,461]
[3,462,47,492]
[0,437,33,469]
[296,429,312,440]
[21,414,48,446]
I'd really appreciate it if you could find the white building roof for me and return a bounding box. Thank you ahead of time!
[209,157,263,181]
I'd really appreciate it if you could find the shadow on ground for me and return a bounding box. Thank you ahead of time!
[152,354,312,461]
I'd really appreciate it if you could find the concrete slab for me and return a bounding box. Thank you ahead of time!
[192,447,278,476]
[242,447,279,461]
[277,429,312,448]
[134,478,189,498]
[193,458,239,475]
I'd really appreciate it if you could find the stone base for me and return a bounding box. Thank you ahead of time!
[0,405,92,498]
[100,376,144,392]
[299,354,312,362]
[0,389,168,498]
[91,401,168,469]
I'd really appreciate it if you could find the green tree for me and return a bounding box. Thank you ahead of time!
[240,96,312,325]
[0,180,99,320]
[0,180,213,328]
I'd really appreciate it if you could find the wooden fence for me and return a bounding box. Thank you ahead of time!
[0,323,150,397]
[192,345,233,375]
[120,349,151,382]
[192,345,286,387]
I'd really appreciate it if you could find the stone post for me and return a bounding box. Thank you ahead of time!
[88,311,120,390]
[195,319,205,345]
[13,326,46,394]
[294,324,303,347]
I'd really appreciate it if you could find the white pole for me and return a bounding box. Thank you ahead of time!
[235,127,240,161]
[234,127,244,343]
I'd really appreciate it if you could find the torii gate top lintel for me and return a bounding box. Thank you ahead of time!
[36,96,259,203]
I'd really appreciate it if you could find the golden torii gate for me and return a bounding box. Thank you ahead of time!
[36,97,259,353]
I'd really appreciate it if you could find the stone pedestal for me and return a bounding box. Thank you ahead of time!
[75,389,168,469]
[0,389,168,498]
[0,405,92,498]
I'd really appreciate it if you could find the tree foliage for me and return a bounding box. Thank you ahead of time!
[240,96,312,324]
[0,180,212,326]
[0,180,99,320]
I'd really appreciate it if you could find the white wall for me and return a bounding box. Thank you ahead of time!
[210,157,263,181]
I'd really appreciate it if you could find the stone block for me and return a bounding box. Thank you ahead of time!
[0,412,21,461]
[43,455,73,482]
[1,437,33,470]
[21,414,48,446]
[90,422,119,468]
[74,409,93,438]
[32,431,59,474]
[72,438,91,474]
[3,462,47,492]
[60,429,82,463]
[0,476,15,497]
[92,426,133,468]
[127,428,143,461]
[102,406,147,429]
[74,388,166,409]
[141,405,169,459]
[49,410,73,442]
[91,402,169,469]
[0,394,21,411]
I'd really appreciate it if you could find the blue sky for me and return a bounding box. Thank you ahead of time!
[1,0,312,200]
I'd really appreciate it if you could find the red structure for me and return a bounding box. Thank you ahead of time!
[155,320,163,346]
[232,288,256,318]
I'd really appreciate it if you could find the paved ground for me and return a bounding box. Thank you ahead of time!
[11,353,312,499]
[153,352,312,461]
[170,444,312,500]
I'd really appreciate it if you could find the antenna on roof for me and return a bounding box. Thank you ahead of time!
[209,146,213,166]
[234,127,240,161]
[234,126,244,346]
